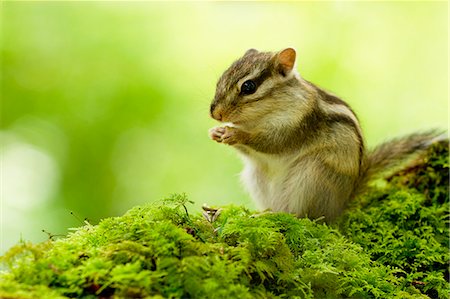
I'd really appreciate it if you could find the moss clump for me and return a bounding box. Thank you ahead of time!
[0,197,402,299]
[338,140,449,299]
[1,141,448,299]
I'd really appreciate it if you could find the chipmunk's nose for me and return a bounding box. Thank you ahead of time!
[210,103,223,121]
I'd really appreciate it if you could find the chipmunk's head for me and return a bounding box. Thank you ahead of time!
[210,48,301,124]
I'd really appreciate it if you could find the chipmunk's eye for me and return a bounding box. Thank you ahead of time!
[240,80,257,95]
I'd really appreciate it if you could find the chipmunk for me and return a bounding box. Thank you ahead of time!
[209,47,442,222]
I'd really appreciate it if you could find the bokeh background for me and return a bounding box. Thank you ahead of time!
[1,2,447,254]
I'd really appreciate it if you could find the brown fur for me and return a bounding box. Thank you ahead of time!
[209,48,442,222]
[353,130,444,198]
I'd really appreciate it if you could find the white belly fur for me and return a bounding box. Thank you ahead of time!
[239,149,310,215]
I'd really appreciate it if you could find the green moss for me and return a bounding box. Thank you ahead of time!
[338,141,449,299]
[1,142,448,299]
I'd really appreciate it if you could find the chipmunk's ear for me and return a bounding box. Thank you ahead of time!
[244,48,258,56]
[276,48,296,76]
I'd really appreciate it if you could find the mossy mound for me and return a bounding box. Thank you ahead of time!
[1,141,448,299]
[338,140,449,299]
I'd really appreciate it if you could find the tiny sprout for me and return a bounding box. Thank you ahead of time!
[70,211,92,227]
[41,229,65,240]
[83,218,92,226]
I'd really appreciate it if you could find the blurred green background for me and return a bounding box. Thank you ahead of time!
[1,2,447,254]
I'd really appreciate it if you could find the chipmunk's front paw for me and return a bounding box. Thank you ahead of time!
[209,126,226,143]
[221,126,239,145]
[209,126,243,145]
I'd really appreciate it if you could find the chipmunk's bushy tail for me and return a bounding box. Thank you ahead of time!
[353,130,447,197]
